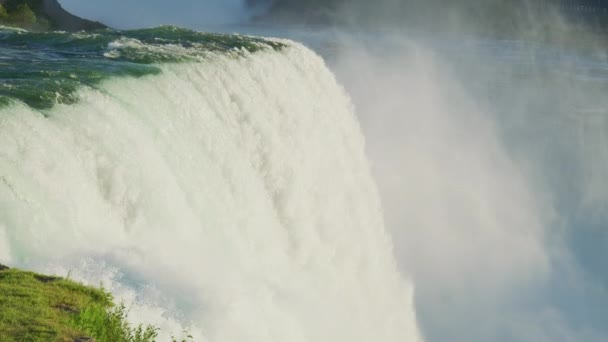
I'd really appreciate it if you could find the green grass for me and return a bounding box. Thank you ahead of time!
[0,267,158,342]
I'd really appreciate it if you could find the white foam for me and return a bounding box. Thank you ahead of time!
[0,42,422,342]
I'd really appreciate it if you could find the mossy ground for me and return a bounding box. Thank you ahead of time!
[0,267,157,342]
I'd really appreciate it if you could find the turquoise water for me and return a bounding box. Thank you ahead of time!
[0,25,283,109]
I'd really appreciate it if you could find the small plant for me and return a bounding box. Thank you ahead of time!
[172,332,194,342]
[8,4,37,26]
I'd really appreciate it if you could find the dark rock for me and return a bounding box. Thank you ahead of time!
[0,264,9,271]
[55,303,80,314]
[34,274,61,283]
[74,337,95,342]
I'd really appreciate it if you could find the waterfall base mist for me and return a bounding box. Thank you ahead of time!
[327,32,608,342]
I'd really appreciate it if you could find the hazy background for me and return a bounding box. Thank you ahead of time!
[58,1,608,341]
[61,0,250,28]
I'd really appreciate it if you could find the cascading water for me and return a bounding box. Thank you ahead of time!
[0,27,422,341]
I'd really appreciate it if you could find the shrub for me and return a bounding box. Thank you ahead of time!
[72,302,159,342]
[9,4,36,26]
[0,5,8,21]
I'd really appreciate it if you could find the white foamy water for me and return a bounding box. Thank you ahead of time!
[0,41,422,341]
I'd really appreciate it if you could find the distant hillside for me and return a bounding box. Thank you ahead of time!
[248,0,608,33]
[248,0,608,49]
[0,0,106,31]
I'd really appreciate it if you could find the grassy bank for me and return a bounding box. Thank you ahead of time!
[0,265,158,342]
